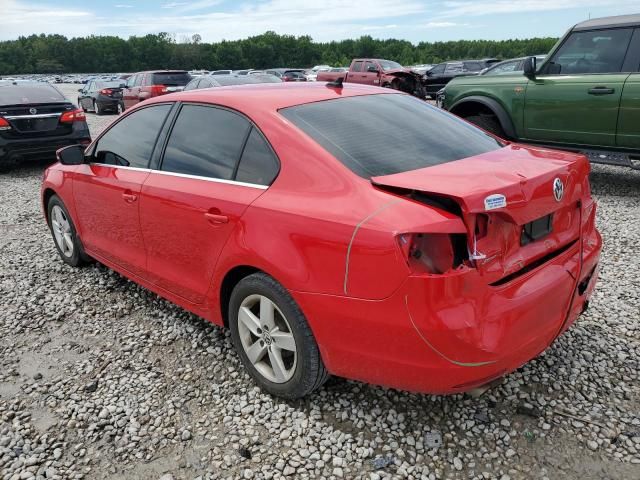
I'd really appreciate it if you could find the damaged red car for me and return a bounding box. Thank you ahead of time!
[42,83,601,399]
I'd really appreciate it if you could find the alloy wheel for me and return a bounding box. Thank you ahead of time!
[237,294,297,383]
[51,205,74,258]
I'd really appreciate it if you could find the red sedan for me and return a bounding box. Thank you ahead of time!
[41,83,601,398]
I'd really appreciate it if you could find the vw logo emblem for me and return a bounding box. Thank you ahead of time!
[29,107,37,115]
[553,178,564,202]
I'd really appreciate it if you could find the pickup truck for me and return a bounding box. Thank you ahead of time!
[316,58,427,98]
[439,14,640,169]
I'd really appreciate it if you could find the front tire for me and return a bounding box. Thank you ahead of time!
[229,273,329,399]
[47,195,89,267]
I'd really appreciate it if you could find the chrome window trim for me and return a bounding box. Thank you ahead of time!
[87,162,268,189]
[88,163,151,173]
[5,113,62,120]
[152,169,268,190]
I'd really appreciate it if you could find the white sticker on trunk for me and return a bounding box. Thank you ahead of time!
[484,194,506,210]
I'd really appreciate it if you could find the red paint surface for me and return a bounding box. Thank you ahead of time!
[42,83,602,394]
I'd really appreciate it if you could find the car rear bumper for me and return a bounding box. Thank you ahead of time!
[96,96,121,110]
[0,125,91,166]
[292,228,602,394]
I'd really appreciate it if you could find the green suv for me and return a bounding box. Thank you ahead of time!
[439,14,640,169]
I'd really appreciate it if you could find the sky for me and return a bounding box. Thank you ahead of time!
[2,0,640,43]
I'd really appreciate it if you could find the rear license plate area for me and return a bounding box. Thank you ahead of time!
[521,214,553,245]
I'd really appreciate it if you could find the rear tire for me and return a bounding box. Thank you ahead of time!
[229,273,329,399]
[117,103,124,115]
[47,195,90,268]
[464,114,506,138]
[94,101,103,115]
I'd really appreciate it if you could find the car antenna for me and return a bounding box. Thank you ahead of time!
[326,77,343,89]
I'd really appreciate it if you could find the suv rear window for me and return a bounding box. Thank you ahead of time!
[280,94,502,178]
[0,83,65,105]
[151,72,191,86]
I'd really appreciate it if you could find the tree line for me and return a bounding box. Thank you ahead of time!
[0,32,559,74]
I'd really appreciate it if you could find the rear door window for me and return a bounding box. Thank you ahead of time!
[161,104,251,180]
[445,62,464,74]
[352,61,363,72]
[94,104,171,168]
[546,28,633,74]
[235,128,279,185]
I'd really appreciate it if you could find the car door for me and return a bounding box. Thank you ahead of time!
[360,61,381,86]
[139,104,277,304]
[79,81,92,110]
[347,61,365,84]
[616,28,640,148]
[523,27,634,146]
[425,63,446,95]
[72,104,172,277]
[122,75,137,109]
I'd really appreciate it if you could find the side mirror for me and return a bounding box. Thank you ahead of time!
[523,56,537,79]
[77,88,84,92]
[56,145,85,166]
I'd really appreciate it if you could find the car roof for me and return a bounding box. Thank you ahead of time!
[146,82,397,112]
[574,14,640,31]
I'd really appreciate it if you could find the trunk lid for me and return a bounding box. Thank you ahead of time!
[0,102,74,138]
[372,145,589,283]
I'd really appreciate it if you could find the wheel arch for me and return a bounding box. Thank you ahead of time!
[218,265,266,328]
[42,187,58,221]
[450,96,517,139]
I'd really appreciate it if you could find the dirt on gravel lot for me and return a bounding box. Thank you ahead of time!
[0,84,638,480]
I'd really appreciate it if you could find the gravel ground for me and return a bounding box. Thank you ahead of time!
[0,84,638,480]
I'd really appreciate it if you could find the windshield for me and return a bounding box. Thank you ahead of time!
[378,60,403,71]
[0,83,65,105]
[280,94,502,178]
[151,72,191,86]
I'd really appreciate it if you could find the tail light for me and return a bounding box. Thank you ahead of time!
[397,233,461,274]
[282,77,291,82]
[0,117,10,131]
[60,109,86,123]
[150,85,168,96]
[100,88,113,95]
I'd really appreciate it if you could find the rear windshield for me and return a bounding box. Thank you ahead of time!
[284,71,305,78]
[0,83,65,105]
[151,72,191,86]
[280,94,502,178]
[95,81,123,89]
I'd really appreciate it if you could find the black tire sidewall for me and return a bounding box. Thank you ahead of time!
[229,273,325,399]
[47,195,85,267]
[465,114,506,138]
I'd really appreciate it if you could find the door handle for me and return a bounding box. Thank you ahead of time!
[122,191,138,203]
[204,212,229,224]
[588,87,615,95]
